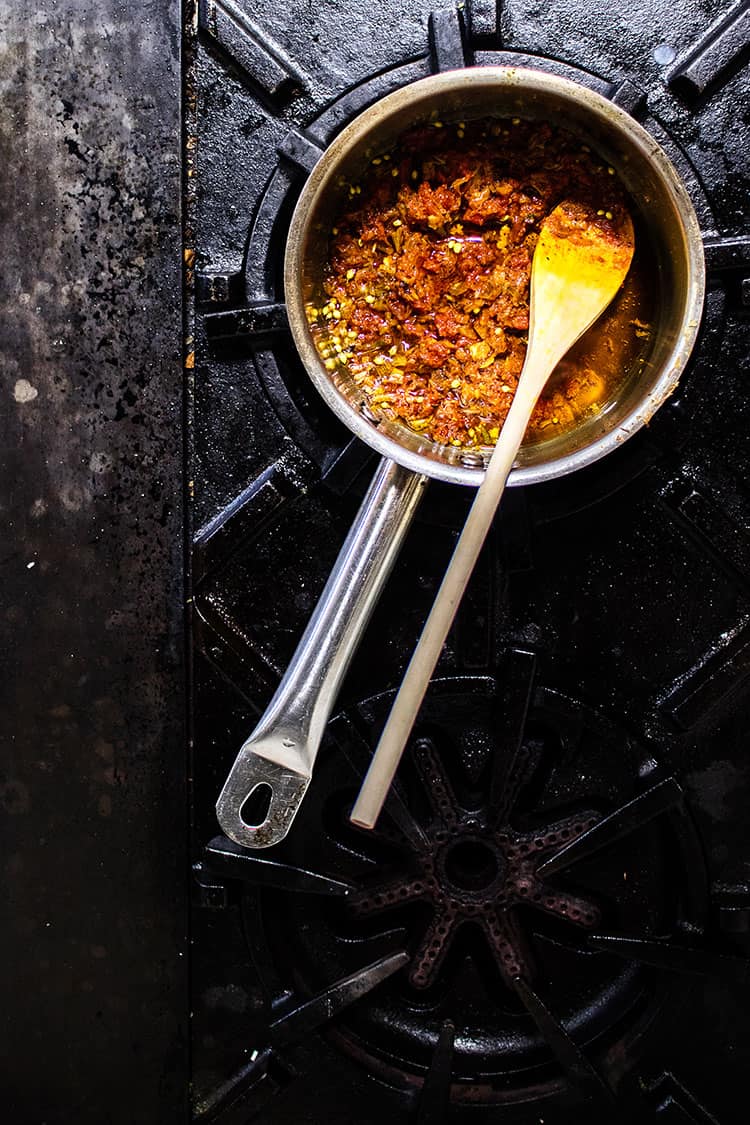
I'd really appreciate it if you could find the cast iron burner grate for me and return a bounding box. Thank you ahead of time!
[195,674,740,1122]
[236,679,705,1098]
[189,1,750,1122]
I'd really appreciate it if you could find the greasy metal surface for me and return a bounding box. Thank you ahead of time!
[191,0,750,1121]
[0,1,187,1122]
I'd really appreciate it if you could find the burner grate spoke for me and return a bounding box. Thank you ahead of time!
[488,648,537,822]
[606,77,647,116]
[203,300,288,343]
[277,128,323,175]
[376,787,433,853]
[204,835,354,896]
[588,932,750,983]
[512,976,618,1107]
[198,0,307,100]
[415,1019,455,1125]
[656,476,750,592]
[537,778,683,878]
[270,951,409,1049]
[646,1072,721,1123]
[193,956,408,1122]
[194,595,279,703]
[704,234,750,275]
[192,1048,273,1124]
[321,437,378,495]
[194,454,310,585]
[333,713,431,850]
[428,6,469,73]
[666,1,750,100]
[244,166,298,301]
[658,620,750,733]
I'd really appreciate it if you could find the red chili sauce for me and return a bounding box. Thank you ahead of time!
[308,117,654,449]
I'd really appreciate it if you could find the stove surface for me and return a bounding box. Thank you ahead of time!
[189,2,750,1122]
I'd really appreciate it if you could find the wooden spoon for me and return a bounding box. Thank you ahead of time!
[351,200,635,830]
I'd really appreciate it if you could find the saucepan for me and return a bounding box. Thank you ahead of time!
[216,65,706,848]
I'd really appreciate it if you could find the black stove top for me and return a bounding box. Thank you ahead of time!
[189,2,750,1122]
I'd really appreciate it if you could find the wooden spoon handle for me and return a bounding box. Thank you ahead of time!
[350,357,549,830]
[351,202,635,831]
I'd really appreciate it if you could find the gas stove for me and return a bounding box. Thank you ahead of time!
[187,1,750,1122]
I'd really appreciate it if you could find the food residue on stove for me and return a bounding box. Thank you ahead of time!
[307,116,655,449]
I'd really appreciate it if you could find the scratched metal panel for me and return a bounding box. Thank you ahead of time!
[0,1,188,1122]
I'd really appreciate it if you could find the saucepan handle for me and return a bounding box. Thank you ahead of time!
[216,457,427,848]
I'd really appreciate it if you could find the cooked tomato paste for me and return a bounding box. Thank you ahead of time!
[308,117,653,449]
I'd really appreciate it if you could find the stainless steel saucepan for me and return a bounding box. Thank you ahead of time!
[216,65,706,848]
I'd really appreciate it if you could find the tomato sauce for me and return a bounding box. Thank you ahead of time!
[308,117,654,449]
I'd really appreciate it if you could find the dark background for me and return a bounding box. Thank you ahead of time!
[0,1,187,1122]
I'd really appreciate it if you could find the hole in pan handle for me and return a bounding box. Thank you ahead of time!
[216,751,311,850]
